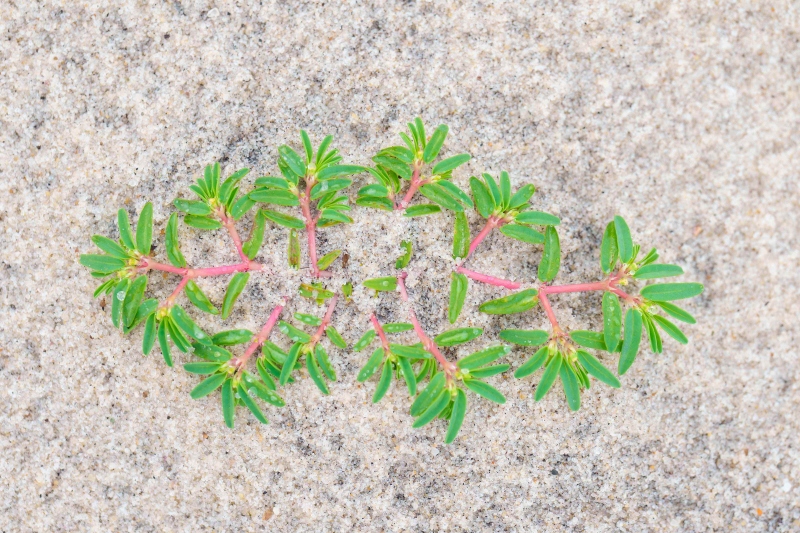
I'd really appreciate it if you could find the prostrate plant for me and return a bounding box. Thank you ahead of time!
[248,131,363,278]
[479,215,703,411]
[447,171,560,322]
[359,268,511,444]
[356,118,473,217]
[80,118,705,441]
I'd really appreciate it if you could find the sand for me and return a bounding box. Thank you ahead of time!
[1,1,798,531]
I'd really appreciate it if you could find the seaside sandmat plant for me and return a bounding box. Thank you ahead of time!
[80,118,703,442]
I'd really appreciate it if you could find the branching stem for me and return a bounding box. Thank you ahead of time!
[309,294,338,347]
[397,272,457,379]
[299,177,331,279]
[455,266,521,289]
[396,163,426,210]
[233,297,288,371]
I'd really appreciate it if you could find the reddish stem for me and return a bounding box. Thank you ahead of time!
[370,313,391,352]
[396,164,423,210]
[234,297,288,371]
[537,290,562,335]
[540,281,608,295]
[309,294,338,346]
[141,259,261,278]
[299,178,330,278]
[465,217,499,260]
[219,208,248,263]
[455,266,521,289]
[163,276,191,309]
[396,272,457,377]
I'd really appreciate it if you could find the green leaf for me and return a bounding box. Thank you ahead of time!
[184,215,223,230]
[483,174,502,207]
[93,279,116,298]
[142,313,157,355]
[499,224,544,244]
[242,209,266,260]
[157,318,173,366]
[354,330,376,352]
[220,168,249,205]
[509,184,536,209]
[469,364,509,379]
[382,322,411,333]
[357,196,394,210]
[184,280,218,315]
[412,389,451,427]
[463,379,505,404]
[278,145,307,177]
[192,343,233,362]
[317,165,364,181]
[164,315,191,353]
[515,210,560,226]
[398,357,416,396]
[358,347,385,382]
[212,329,253,346]
[395,240,413,269]
[470,176,495,218]
[651,315,688,344]
[372,361,393,403]
[300,130,313,162]
[91,235,129,259]
[249,188,300,206]
[363,276,397,292]
[311,179,352,199]
[435,327,483,347]
[634,264,685,280]
[124,298,157,333]
[135,202,153,255]
[317,249,341,271]
[238,382,268,424]
[359,184,388,197]
[173,199,212,215]
[190,372,226,399]
[256,358,277,390]
[656,302,696,324]
[294,313,322,326]
[80,254,125,274]
[422,125,448,163]
[514,346,549,379]
[614,216,633,263]
[448,272,468,324]
[261,209,304,229]
[279,343,302,386]
[307,352,330,395]
[245,374,285,406]
[445,389,467,443]
[419,183,464,212]
[410,372,446,417]
[183,362,223,375]
[432,154,471,175]
[221,272,249,320]
[452,212,470,259]
[221,379,235,428]
[479,288,538,315]
[278,321,311,343]
[559,364,581,411]
[315,344,336,380]
[110,278,130,328]
[117,209,135,250]
[404,204,441,217]
[600,222,618,274]
[323,327,347,350]
[535,354,562,401]
[255,176,290,190]
[642,313,663,354]
[458,345,510,370]
[602,292,622,354]
[438,181,474,209]
[619,308,642,375]
[499,171,511,210]
[570,330,607,351]
[171,305,211,345]
[230,196,256,220]
[640,283,704,301]
[165,213,186,267]
[122,275,147,328]
[576,350,620,388]
[389,344,431,359]
[499,329,549,346]
[288,229,300,269]
[538,226,560,282]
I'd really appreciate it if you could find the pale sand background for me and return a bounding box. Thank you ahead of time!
[1,1,799,531]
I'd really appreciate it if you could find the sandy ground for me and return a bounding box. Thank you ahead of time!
[1,1,799,531]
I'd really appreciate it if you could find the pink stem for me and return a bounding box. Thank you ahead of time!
[234,297,288,370]
[309,294,338,346]
[299,179,329,278]
[455,266,521,289]
[370,314,391,352]
[537,290,562,335]
[142,259,261,278]
[396,165,423,210]
[540,281,609,295]
[162,276,191,308]
[219,209,248,263]
[466,217,498,259]
[396,272,456,377]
